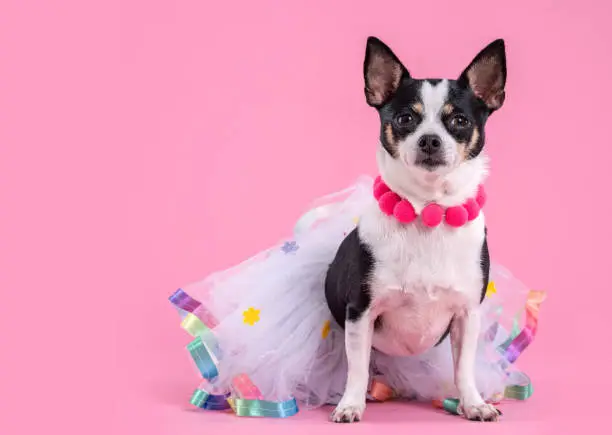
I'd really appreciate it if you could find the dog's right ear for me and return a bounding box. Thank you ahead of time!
[364,37,409,107]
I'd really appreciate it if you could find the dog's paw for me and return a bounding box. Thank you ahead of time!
[460,402,501,422]
[330,402,365,423]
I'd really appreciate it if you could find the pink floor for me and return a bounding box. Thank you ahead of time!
[115,374,605,435]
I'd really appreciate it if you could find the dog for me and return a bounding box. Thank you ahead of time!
[325,37,507,423]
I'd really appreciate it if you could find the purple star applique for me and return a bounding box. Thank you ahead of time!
[281,241,299,254]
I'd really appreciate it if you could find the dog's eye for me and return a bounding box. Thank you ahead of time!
[395,113,414,127]
[450,114,471,129]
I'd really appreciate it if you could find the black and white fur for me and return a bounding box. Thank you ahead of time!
[325,37,507,423]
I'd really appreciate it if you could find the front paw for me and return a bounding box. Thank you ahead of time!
[460,402,501,422]
[331,400,366,423]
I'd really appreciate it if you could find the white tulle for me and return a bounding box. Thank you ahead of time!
[181,176,530,408]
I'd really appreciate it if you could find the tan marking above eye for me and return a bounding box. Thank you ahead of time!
[384,123,396,145]
[456,141,469,160]
[411,103,423,114]
[455,128,480,161]
[442,103,454,115]
[468,128,480,151]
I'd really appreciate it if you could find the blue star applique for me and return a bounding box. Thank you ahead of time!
[281,241,299,254]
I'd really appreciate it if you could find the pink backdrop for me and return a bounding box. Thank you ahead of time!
[1,1,610,434]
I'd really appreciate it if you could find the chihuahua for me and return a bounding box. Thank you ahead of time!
[325,37,507,423]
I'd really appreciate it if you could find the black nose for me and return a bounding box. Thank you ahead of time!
[418,134,442,154]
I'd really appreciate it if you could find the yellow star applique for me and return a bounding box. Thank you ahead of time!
[352,216,360,225]
[485,281,497,298]
[322,320,331,339]
[243,307,261,326]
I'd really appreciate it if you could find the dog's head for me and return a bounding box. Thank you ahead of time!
[364,37,506,182]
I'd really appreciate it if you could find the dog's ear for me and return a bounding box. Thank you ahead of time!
[458,39,507,111]
[364,37,409,107]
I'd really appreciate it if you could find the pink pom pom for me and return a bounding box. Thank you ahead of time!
[445,205,468,227]
[421,203,444,227]
[393,200,417,224]
[373,182,391,200]
[463,198,480,221]
[378,191,401,216]
[374,175,382,187]
[476,185,487,208]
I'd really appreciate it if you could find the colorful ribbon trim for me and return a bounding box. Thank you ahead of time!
[503,371,534,400]
[432,398,460,415]
[181,312,209,337]
[170,289,298,418]
[228,398,299,418]
[187,336,219,380]
[504,381,533,400]
[502,290,545,363]
[369,379,395,402]
[171,268,544,418]
[232,374,264,400]
[190,390,232,410]
[181,313,220,355]
[170,289,201,313]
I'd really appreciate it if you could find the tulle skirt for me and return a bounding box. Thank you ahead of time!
[171,176,543,415]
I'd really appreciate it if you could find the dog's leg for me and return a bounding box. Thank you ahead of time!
[451,308,500,422]
[331,309,373,423]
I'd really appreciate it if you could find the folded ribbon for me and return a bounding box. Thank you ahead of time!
[232,374,264,400]
[503,371,533,400]
[170,289,201,313]
[228,398,299,418]
[187,336,219,380]
[369,379,395,402]
[190,389,232,410]
[433,398,460,415]
[502,290,546,363]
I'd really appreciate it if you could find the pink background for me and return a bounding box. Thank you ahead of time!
[1,1,610,434]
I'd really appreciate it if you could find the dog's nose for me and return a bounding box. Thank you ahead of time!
[417,134,442,154]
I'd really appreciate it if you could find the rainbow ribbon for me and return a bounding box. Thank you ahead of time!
[232,374,264,400]
[432,398,460,415]
[187,336,219,380]
[171,283,544,418]
[228,398,299,418]
[369,379,395,401]
[504,377,533,400]
[190,389,231,410]
[169,289,298,418]
[501,291,546,363]
[170,289,201,313]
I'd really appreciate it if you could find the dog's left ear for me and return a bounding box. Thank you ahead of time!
[458,39,507,111]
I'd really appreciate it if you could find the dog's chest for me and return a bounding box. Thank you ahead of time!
[360,205,486,356]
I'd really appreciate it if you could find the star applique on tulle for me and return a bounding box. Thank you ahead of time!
[243,307,261,326]
[485,281,497,298]
[281,241,299,254]
[321,320,331,339]
[352,216,360,225]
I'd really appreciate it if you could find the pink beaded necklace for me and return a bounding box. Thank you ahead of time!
[373,176,486,228]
